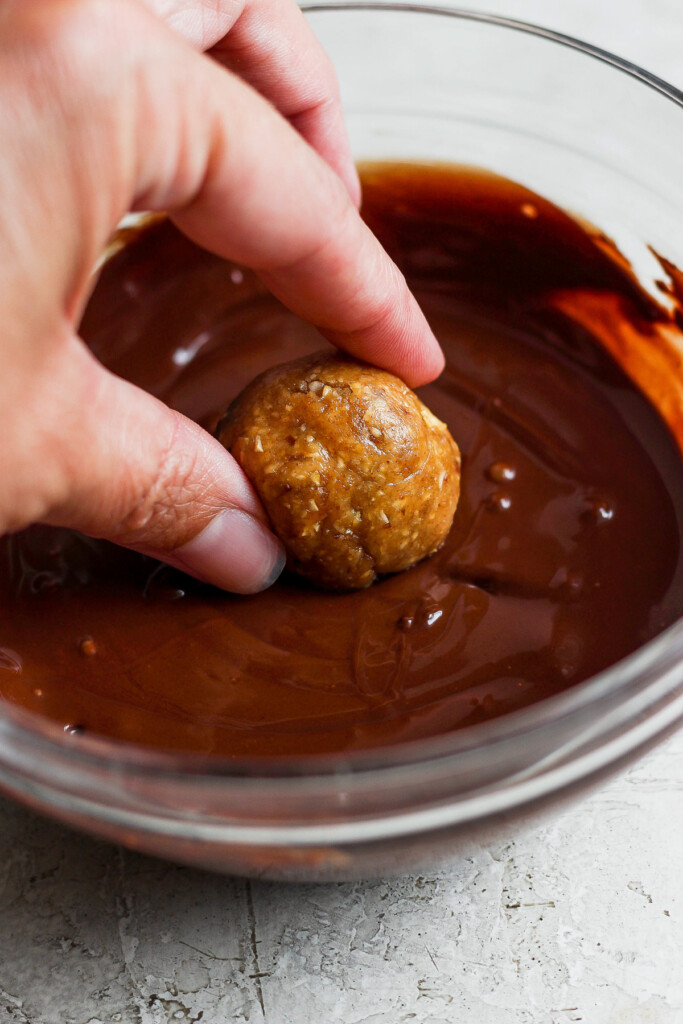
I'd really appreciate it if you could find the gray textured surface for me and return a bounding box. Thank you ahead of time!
[1,2,683,1022]
[1,735,682,1023]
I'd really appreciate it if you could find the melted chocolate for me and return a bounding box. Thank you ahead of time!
[2,164,683,757]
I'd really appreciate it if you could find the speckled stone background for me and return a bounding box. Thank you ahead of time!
[2,2,683,1022]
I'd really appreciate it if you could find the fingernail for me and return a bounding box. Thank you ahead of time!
[171,509,286,593]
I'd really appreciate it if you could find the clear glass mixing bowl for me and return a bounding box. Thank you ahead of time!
[1,4,683,881]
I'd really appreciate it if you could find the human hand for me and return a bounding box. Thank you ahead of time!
[0,0,443,593]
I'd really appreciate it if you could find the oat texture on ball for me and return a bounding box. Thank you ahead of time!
[217,353,461,589]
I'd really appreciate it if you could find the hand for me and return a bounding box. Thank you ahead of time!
[0,0,444,592]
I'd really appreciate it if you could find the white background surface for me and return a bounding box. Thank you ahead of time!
[1,2,683,1022]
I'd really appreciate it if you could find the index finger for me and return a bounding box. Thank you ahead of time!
[149,42,444,386]
[142,0,361,204]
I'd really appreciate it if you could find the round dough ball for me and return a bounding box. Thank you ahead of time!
[217,353,461,589]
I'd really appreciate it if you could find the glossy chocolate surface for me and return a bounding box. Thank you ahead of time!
[2,164,683,756]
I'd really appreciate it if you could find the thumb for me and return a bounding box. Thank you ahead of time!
[41,338,286,593]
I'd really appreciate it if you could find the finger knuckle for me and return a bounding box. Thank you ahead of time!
[14,0,137,97]
[116,428,206,549]
[15,1,100,72]
[348,253,412,338]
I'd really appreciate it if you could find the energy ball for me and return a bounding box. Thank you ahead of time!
[216,353,461,589]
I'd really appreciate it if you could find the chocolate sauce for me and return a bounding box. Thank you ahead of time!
[2,163,683,757]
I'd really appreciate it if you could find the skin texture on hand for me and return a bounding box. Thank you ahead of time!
[0,0,443,593]
[142,0,363,205]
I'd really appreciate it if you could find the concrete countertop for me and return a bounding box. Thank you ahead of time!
[1,2,682,1022]
[1,736,682,1023]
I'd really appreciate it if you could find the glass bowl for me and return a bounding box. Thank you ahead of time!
[1,4,683,881]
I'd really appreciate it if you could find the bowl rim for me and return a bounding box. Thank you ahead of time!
[306,2,683,108]
[2,1,683,791]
